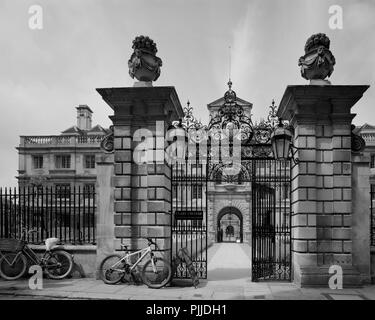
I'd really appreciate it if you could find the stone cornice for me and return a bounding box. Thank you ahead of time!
[96,86,184,120]
[278,85,369,122]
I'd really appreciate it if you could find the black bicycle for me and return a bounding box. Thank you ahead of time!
[0,229,73,280]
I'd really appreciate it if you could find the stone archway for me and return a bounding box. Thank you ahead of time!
[217,207,243,243]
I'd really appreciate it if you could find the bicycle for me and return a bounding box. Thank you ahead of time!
[99,237,172,289]
[0,229,74,280]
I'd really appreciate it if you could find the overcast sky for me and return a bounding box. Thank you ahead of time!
[0,0,374,187]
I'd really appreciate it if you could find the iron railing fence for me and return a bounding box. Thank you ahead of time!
[0,186,96,245]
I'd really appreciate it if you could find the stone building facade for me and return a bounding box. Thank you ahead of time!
[17,105,109,191]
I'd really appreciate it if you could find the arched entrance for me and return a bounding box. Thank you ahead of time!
[217,207,243,243]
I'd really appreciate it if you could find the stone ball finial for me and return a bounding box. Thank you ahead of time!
[128,35,163,82]
[298,33,336,84]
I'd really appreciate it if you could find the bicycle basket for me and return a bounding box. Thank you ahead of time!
[0,238,25,252]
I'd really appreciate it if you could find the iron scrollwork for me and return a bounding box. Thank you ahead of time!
[208,80,253,143]
[100,125,114,153]
[351,124,366,152]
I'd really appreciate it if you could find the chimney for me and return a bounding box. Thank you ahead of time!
[76,105,93,130]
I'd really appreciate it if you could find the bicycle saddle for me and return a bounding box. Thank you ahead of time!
[121,244,128,251]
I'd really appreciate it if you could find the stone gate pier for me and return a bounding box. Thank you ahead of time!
[96,86,183,264]
[278,85,370,286]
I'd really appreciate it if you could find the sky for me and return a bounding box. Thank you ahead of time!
[0,0,374,187]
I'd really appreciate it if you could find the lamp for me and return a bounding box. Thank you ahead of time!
[270,119,299,164]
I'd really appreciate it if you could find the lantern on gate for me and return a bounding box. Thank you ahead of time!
[270,119,299,164]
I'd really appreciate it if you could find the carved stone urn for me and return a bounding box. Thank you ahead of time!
[298,33,336,84]
[128,35,162,83]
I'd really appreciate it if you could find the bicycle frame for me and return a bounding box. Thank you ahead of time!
[21,245,42,265]
[111,246,157,273]
[0,245,55,269]
[0,250,24,266]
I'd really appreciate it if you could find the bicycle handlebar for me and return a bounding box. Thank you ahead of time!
[146,237,158,249]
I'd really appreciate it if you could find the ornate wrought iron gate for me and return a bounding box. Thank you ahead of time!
[171,161,208,279]
[170,82,291,281]
[251,159,291,281]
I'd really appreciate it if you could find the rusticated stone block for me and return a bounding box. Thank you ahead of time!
[332,215,343,226]
[156,188,171,200]
[316,240,342,253]
[316,163,333,175]
[323,176,333,188]
[343,241,352,253]
[333,253,352,265]
[114,213,131,226]
[342,136,351,149]
[156,213,171,225]
[147,200,168,212]
[317,189,333,201]
[332,124,351,136]
[307,188,316,200]
[132,188,147,200]
[143,226,171,238]
[332,150,351,162]
[295,136,307,148]
[148,175,168,187]
[332,227,351,240]
[293,240,308,252]
[316,215,332,227]
[333,176,351,188]
[307,214,317,226]
[342,163,351,174]
[156,238,171,250]
[114,150,132,162]
[298,150,316,162]
[316,227,332,239]
[294,227,316,239]
[298,176,316,188]
[114,226,132,238]
[343,215,352,227]
[114,176,131,187]
[148,188,156,199]
[332,136,342,149]
[114,137,122,150]
[333,163,342,174]
[323,202,333,213]
[114,126,132,137]
[292,214,307,226]
[342,189,352,201]
[295,125,316,136]
[295,201,317,214]
[333,201,351,214]
[114,201,132,212]
[314,138,332,150]
[333,188,342,201]
[132,213,156,225]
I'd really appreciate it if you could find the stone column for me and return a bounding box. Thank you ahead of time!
[95,153,114,278]
[278,85,369,287]
[96,86,183,261]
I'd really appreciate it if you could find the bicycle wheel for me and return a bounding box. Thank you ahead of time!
[99,254,125,285]
[141,257,172,289]
[44,250,73,280]
[0,252,27,280]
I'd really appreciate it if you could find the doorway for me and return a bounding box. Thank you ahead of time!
[217,207,243,243]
